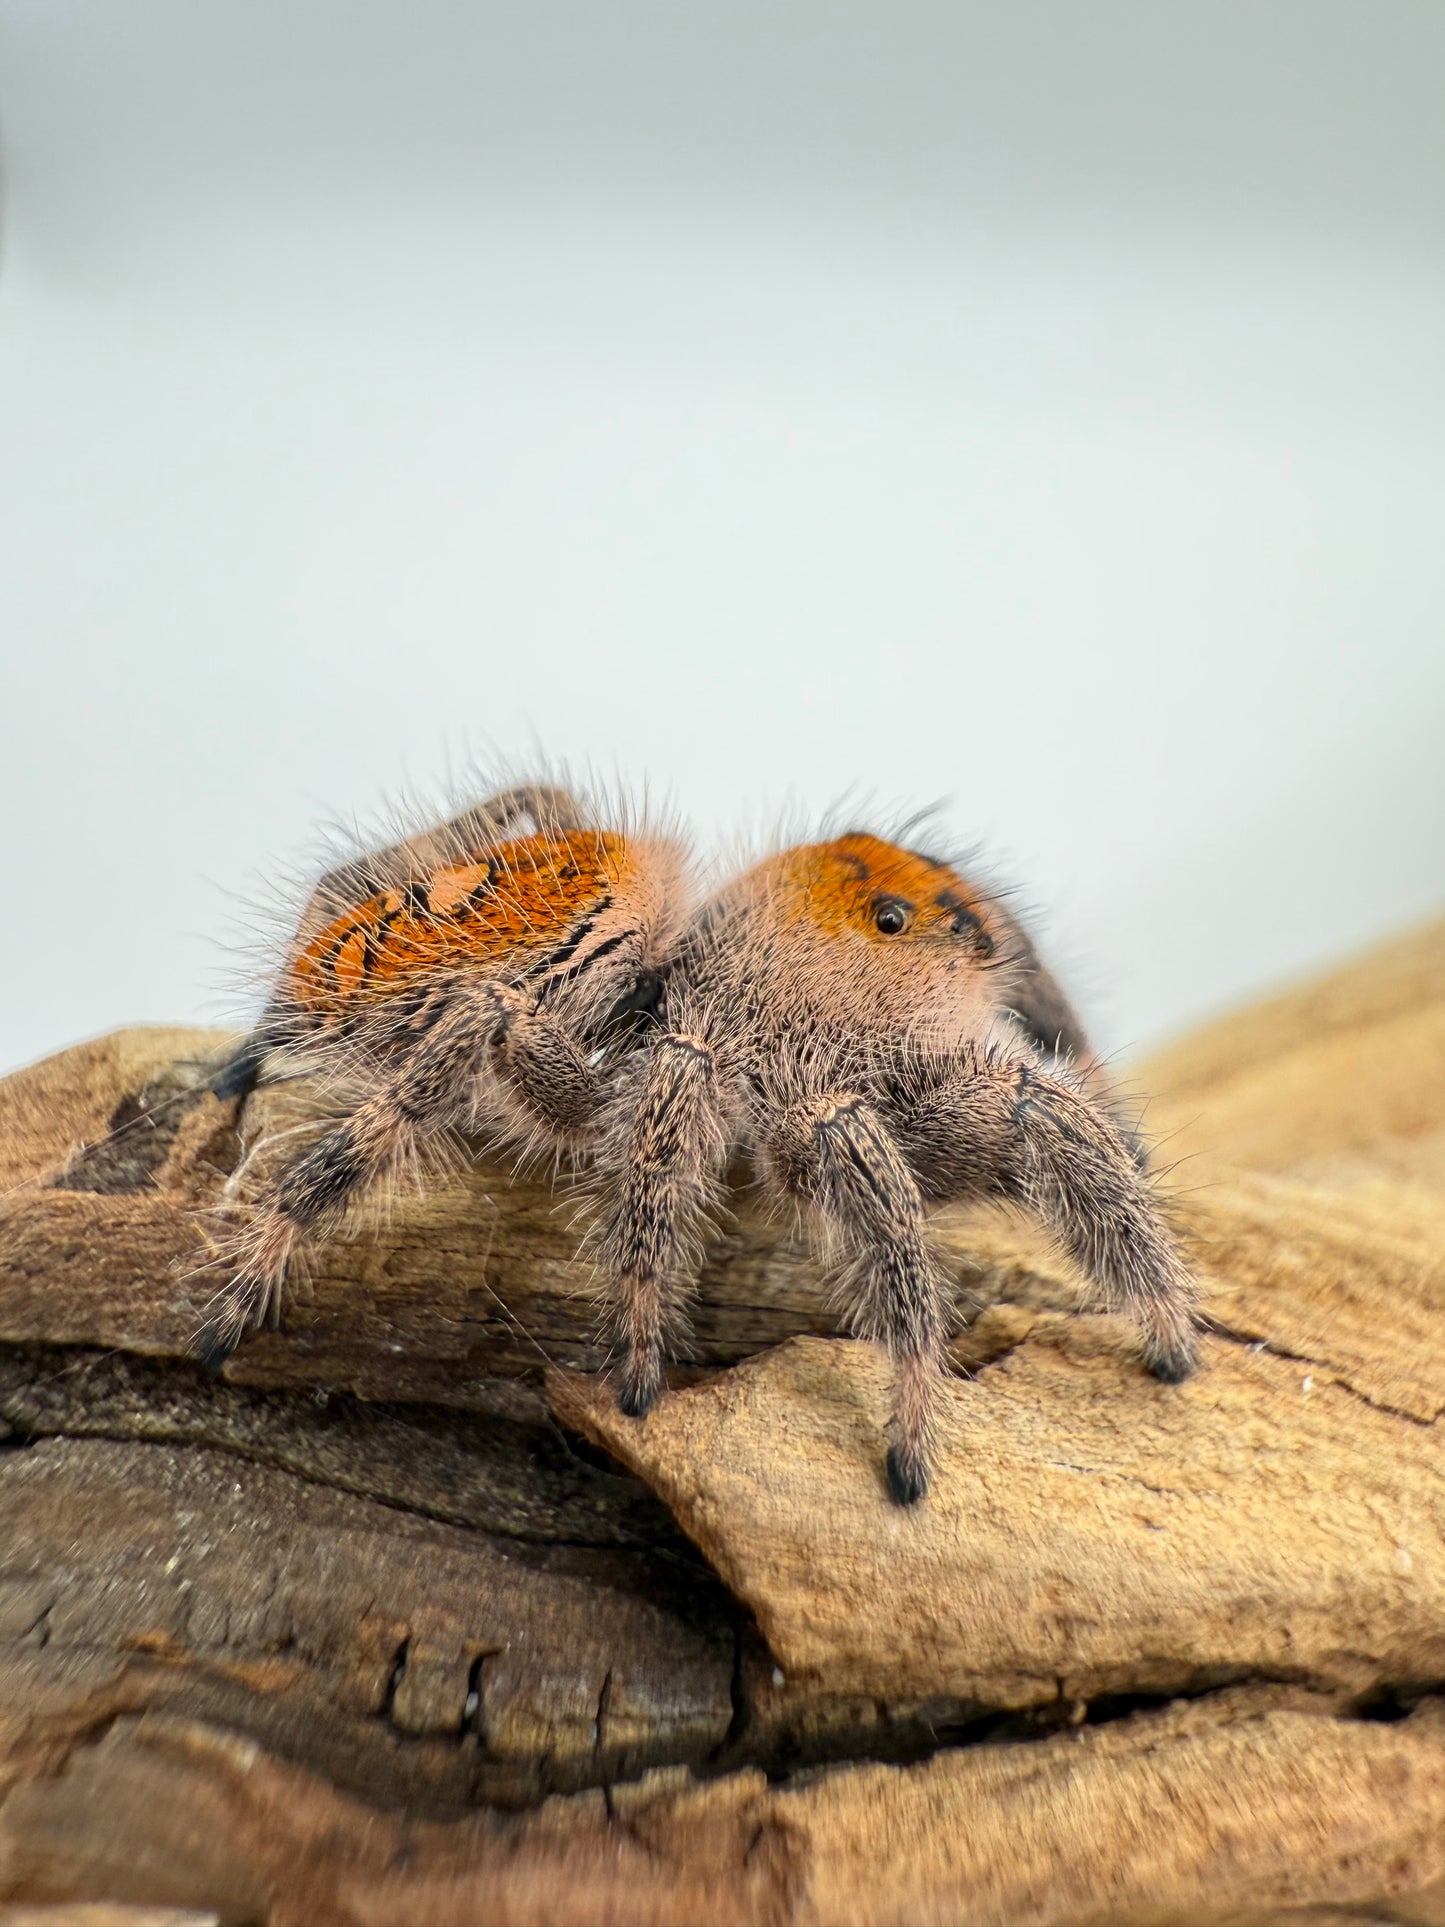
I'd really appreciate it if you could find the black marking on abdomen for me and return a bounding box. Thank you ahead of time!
[566,928,633,973]
[468,862,500,910]
[536,925,637,1004]
[316,923,355,990]
[525,896,614,977]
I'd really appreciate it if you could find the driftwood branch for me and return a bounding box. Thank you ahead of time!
[2,918,1445,1924]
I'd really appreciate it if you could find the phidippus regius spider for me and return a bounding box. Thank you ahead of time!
[200,781,1198,1505]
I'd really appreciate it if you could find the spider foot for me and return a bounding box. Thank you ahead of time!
[1145,1344,1197,1385]
[193,1318,242,1375]
[192,1274,277,1373]
[617,1360,662,1419]
[885,1443,930,1507]
[618,1381,660,1420]
[1142,1317,1200,1384]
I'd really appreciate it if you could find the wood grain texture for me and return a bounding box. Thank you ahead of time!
[2,917,1444,1923]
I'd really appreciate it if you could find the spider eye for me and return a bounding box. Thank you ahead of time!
[873,898,909,935]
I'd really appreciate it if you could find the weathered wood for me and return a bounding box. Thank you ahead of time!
[5,1697,1445,1925]
[554,1322,1445,1707]
[2,918,1444,1923]
[0,1343,684,1549]
[0,1435,733,1816]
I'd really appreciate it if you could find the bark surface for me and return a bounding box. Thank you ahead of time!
[2,919,1444,1924]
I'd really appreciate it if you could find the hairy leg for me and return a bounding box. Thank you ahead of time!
[211,1025,281,1102]
[197,977,599,1365]
[767,1094,949,1505]
[598,1034,727,1418]
[434,783,585,852]
[890,1046,1198,1380]
[483,981,602,1147]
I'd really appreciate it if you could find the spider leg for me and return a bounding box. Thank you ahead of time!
[356,783,586,889]
[483,981,602,1145]
[767,1094,947,1506]
[313,784,588,916]
[441,783,585,846]
[210,1022,283,1102]
[890,1047,1198,1382]
[600,1034,728,1419]
[196,978,601,1367]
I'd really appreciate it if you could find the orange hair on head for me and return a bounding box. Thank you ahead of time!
[777,834,991,944]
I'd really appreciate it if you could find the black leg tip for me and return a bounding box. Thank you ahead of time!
[210,1058,259,1102]
[886,1445,929,1507]
[1145,1345,1198,1385]
[618,1379,659,1420]
[193,1322,239,1375]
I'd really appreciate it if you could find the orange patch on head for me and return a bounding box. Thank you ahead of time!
[776,834,993,947]
[289,829,628,1015]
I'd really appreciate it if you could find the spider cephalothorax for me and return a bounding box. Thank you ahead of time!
[593,830,1198,1505]
[196,783,686,1365]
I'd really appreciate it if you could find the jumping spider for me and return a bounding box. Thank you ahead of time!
[200,785,1197,1508]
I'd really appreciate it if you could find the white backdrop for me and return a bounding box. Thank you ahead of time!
[2,2,1442,1074]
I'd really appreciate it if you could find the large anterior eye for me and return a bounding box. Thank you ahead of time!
[873,897,909,934]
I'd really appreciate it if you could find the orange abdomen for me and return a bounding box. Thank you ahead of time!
[288,829,625,1015]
